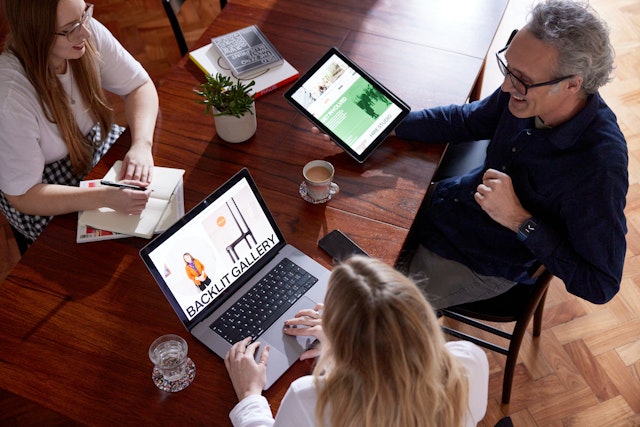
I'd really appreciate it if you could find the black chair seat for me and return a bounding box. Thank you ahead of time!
[444,281,537,322]
[440,270,552,403]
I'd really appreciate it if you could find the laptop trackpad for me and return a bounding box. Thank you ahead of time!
[259,296,317,389]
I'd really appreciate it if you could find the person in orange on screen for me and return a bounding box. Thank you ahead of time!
[183,253,211,291]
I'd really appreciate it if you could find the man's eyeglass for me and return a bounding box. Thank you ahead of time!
[495,30,573,96]
[55,3,94,44]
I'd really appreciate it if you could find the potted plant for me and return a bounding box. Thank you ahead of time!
[195,73,257,143]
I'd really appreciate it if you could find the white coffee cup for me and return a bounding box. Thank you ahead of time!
[302,160,339,203]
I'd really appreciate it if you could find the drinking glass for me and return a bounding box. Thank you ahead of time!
[148,334,195,392]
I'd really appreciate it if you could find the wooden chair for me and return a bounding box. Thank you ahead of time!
[161,0,228,57]
[395,138,552,404]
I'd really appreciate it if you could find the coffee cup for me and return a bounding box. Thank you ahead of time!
[302,160,339,203]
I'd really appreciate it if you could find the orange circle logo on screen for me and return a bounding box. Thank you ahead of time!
[217,216,226,227]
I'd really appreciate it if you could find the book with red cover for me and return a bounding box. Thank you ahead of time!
[189,32,299,98]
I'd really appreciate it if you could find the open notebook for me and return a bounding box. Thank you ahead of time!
[78,161,185,239]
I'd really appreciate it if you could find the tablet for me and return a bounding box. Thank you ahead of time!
[284,47,411,163]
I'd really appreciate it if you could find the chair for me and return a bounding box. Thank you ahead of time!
[441,269,552,404]
[224,197,256,263]
[395,139,490,269]
[10,224,32,256]
[162,0,228,57]
[395,139,552,404]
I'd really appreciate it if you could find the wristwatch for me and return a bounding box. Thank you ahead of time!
[517,218,537,242]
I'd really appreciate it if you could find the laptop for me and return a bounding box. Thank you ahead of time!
[140,168,330,389]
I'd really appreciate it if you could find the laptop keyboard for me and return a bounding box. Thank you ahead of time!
[209,257,318,344]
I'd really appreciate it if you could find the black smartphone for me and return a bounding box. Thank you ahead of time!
[318,229,369,260]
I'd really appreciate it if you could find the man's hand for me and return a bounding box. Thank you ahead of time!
[474,169,531,232]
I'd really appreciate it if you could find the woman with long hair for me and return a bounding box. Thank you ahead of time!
[225,256,489,426]
[0,0,158,247]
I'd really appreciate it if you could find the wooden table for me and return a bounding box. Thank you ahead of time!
[0,0,507,424]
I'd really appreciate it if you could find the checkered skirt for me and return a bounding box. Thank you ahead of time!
[0,123,125,243]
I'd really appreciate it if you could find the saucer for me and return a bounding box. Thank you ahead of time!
[152,357,196,392]
[299,181,339,204]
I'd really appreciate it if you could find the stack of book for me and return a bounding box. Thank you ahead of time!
[189,25,299,98]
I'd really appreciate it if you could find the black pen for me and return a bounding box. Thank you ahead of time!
[100,180,148,191]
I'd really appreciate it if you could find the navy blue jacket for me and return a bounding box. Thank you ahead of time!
[395,88,628,304]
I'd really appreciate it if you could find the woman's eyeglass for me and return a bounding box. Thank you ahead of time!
[495,41,573,96]
[55,3,94,44]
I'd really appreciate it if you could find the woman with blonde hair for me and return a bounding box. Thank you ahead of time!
[225,255,489,426]
[0,0,158,250]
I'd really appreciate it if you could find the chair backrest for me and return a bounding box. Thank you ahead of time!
[395,139,490,272]
[431,139,489,182]
[1,7,8,53]
[161,0,228,57]
[162,0,189,56]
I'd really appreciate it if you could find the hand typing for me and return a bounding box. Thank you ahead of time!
[283,303,325,360]
[225,337,270,401]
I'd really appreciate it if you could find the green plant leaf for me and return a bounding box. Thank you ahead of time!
[194,73,256,117]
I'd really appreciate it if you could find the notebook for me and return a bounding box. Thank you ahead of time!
[140,168,330,389]
[78,161,185,239]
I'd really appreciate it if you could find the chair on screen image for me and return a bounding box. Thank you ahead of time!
[162,0,228,57]
[224,197,257,263]
[395,138,552,404]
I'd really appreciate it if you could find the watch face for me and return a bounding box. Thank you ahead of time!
[518,218,537,241]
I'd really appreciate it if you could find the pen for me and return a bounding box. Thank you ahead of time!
[100,180,148,191]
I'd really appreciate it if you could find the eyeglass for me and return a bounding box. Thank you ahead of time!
[495,44,573,96]
[55,3,94,43]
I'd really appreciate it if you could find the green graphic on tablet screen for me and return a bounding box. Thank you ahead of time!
[284,48,410,162]
[320,78,392,148]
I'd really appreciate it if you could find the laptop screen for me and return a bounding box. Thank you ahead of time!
[140,169,286,329]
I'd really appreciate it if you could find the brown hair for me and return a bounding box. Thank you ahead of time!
[4,0,113,175]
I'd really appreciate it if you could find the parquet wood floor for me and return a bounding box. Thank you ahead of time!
[1,0,639,425]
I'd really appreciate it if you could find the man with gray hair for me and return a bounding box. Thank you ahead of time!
[398,0,628,308]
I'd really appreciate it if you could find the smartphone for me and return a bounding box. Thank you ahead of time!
[318,229,369,260]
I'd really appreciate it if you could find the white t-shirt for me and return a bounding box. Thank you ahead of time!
[0,19,149,196]
[229,340,489,427]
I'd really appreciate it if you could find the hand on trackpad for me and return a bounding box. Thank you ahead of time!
[258,296,317,389]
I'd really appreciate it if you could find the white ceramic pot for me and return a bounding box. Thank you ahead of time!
[213,103,257,143]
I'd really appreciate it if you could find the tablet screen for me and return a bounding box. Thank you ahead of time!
[284,47,410,163]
